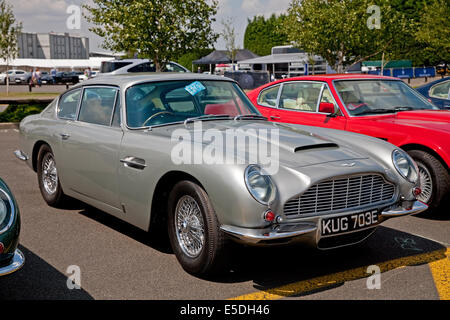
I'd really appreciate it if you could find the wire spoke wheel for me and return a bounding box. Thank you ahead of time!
[417,162,433,203]
[175,195,205,258]
[42,153,58,195]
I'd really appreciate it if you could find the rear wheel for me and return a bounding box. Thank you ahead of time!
[167,180,229,276]
[407,150,450,212]
[37,144,67,207]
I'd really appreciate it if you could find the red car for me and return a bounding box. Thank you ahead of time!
[247,74,450,211]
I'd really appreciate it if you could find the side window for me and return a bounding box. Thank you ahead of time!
[57,89,81,120]
[129,62,156,73]
[257,85,280,107]
[166,63,186,73]
[320,87,335,104]
[78,87,118,126]
[429,81,450,99]
[112,93,121,127]
[279,82,322,112]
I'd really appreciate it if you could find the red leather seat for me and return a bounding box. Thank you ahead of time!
[204,102,240,116]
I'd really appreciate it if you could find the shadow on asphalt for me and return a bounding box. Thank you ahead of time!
[74,202,447,298]
[77,205,173,254]
[0,245,93,300]
[209,226,446,296]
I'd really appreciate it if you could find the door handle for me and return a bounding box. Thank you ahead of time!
[120,157,147,170]
[60,133,70,140]
[270,116,281,120]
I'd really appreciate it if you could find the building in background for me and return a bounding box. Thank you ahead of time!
[18,32,90,60]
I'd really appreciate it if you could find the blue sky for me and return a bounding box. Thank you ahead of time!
[7,0,292,52]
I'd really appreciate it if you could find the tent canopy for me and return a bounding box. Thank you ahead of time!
[193,49,258,65]
[362,60,412,68]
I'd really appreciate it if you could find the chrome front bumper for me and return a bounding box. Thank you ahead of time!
[220,200,428,246]
[0,249,25,276]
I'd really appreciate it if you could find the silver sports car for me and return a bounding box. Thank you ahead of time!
[15,74,427,275]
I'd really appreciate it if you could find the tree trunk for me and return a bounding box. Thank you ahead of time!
[6,62,9,96]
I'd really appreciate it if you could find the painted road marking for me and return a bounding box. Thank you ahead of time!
[229,248,448,300]
[429,247,450,300]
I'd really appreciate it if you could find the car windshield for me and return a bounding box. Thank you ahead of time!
[334,80,438,116]
[126,80,261,128]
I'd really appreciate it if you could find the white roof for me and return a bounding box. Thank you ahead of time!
[0,57,115,69]
[238,52,325,65]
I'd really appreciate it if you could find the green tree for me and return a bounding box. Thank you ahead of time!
[244,14,288,56]
[284,0,412,73]
[84,0,219,71]
[0,0,21,96]
[415,0,450,65]
[221,17,238,64]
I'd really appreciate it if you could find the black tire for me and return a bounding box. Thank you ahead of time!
[37,144,67,207]
[167,180,229,276]
[407,150,450,212]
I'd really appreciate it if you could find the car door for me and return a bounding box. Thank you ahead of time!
[58,86,123,209]
[268,81,347,130]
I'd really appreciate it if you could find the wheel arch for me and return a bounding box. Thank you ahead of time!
[400,143,449,172]
[148,171,205,233]
[32,140,51,172]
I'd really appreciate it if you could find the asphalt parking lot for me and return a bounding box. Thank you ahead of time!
[0,129,448,300]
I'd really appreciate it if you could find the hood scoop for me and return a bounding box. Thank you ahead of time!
[294,143,339,153]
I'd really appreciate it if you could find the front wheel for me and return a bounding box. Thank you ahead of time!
[167,180,229,276]
[407,150,450,212]
[37,144,67,207]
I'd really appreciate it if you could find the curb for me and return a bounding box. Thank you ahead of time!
[0,122,19,129]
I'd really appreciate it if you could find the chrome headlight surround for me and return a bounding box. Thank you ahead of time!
[0,188,15,235]
[244,165,277,205]
[392,149,419,183]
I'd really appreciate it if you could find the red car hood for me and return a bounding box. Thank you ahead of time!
[374,110,450,133]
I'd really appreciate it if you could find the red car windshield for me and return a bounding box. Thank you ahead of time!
[334,80,438,116]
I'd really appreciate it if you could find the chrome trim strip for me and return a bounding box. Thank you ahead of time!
[381,200,428,217]
[220,224,317,244]
[14,150,28,161]
[0,249,25,276]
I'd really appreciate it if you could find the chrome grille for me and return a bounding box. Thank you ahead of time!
[284,174,396,218]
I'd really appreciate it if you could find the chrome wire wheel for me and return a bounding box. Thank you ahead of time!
[42,153,58,195]
[417,162,433,203]
[175,195,205,258]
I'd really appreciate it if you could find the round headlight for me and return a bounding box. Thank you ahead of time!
[392,149,418,183]
[0,188,13,233]
[245,165,277,204]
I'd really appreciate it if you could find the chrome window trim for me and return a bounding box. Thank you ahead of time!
[56,88,82,121]
[110,90,120,127]
[75,85,120,127]
[122,79,247,131]
[256,80,342,116]
[0,188,15,235]
[429,79,450,100]
[257,84,281,108]
[331,78,438,118]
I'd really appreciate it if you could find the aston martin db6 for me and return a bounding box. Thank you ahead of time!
[15,74,427,275]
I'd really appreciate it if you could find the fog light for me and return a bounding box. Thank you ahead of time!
[264,210,275,222]
[0,242,4,254]
[413,187,422,197]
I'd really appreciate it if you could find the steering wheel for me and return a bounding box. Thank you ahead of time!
[142,111,175,126]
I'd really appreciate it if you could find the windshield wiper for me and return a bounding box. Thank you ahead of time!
[184,114,232,125]
[234,114,268,121]
[358,106,415,115]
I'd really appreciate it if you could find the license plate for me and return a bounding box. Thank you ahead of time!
[321,209,379,236]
